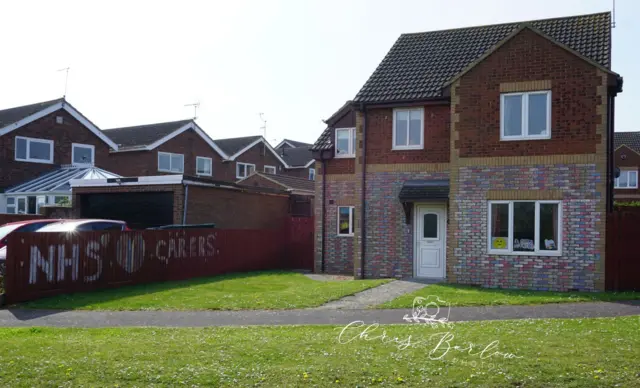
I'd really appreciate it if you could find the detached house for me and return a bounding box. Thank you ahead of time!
[312,12,623,292]
[0,98,120,214]
[613,132,640,201]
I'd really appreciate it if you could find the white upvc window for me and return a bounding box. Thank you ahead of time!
[335,128,355,158]
[5,197,16,214]
[393,107,424,150]
[488,200,562,256]
[15,136,54,164]
[615,169,638,189]
[196,156,212,176]
[236,162,256,179]
[72,143,95,165]
[309,168,316,181]
[264,165,277,174]
[337,206,355,236]
[500,91,552,140]
[158,152,184,173]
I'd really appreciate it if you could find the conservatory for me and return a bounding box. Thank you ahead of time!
[1,165,120,214]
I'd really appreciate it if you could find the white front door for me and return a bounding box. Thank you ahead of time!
[415,204,446,278]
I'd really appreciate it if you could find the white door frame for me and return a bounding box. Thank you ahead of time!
[413,202,447,279]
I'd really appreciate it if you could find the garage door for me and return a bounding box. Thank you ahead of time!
[79,192,174,229]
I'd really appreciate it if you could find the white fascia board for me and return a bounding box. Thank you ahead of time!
[0,102,63,136]
[62,103,119,150]
[70,174,184,188]
[228,137,290,167]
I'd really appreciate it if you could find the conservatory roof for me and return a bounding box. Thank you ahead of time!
[5,166,121,195]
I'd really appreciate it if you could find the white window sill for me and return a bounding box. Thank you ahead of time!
[615,187,638,190]
[158,169,184,173]
[197,172,212,177]
[335,154,355,159]
[487,250,562,257]
[15,158,53,164]
[392,145,423,151]
[500,134,551,141]
[337,234,354,237]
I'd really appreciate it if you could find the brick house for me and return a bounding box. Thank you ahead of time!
[312,12,623,292]
[613,132,640,202]
[0,98,120,214]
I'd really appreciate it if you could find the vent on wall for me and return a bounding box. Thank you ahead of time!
[56,116,64,124]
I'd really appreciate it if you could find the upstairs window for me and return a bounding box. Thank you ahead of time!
[501,91,551,140]
[72,143,95,165]
[309,168,316,181]
[393,108,423,150]
[15,136,53,164]
[196,157,212,176]
[236,162,255,179]
[615,169,638,189]
[158,152,184,173]
[335,128,355,158]
[264,165,277,174]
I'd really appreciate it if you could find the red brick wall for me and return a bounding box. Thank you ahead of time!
[325,159,355,175]
[365,104,450,164]
[283,167,313,179]
[613,145,640,200]
[186,186,291,229]
[0,109,113,189]
[104,129,223,178]
[222,142,288,181]
[455,28,602,157]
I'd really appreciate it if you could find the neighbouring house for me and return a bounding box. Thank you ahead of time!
[0,98,120,214]
[312,12,623,292]
[613,132,640,202]
[212,135,291,180]
[275,139,312,150]
[278,145,316,180]
[237,172,315,216]
[70,175,295,229]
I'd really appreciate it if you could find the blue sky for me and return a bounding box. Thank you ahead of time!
[0,0,635,146]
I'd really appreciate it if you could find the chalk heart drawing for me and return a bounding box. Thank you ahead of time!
[115,235,146,273]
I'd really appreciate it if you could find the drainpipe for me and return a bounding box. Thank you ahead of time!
[182,183,189,224]
[360,103,367,279]
[321,158,327,273]
[608,92,616,213]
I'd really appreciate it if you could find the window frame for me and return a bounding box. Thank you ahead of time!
[487,200,562,256]
[615,168,638,189]
[157,152,184,173]
[392,107,424,150]
[309,168,315,180]
[196,156,213,176]
[71,143,95,165]
[500,91,552,141]
[334,127,355,158]
[263,165,277,174]
[5,197,16,214]
[337,206,355,237]
[236,162,256,179]
[15,136,54,164]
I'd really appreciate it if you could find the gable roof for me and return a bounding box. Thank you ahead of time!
[0,98,119,150]
[311,101,355,151]
[278,146,314,168]
[213,135,290,166]
[237,172,314,193]
[354,12,612,103]
[275,139,313,149]
[104,120,228,158]
[615,132,640,154]
[213,135,262,156]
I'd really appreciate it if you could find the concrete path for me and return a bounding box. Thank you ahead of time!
[1,301,638,328]
[316,279,431,309]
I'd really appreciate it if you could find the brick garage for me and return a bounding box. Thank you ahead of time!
[71,175,292,230]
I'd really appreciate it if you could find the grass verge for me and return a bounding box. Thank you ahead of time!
[19,271,388,311]
[378,283,640,309]
[0,317,639,387]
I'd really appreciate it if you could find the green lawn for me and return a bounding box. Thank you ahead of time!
[1,317,639,387]
[378,283,640,309]
[18,271,388,311]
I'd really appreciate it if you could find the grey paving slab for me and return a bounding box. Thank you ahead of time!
[0,301,638,328]
[317,280,430,309]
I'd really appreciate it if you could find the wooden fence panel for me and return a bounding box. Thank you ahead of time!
[4,227,298,304]
[606,210,640,291]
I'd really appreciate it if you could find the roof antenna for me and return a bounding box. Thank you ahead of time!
[612,0,616,28]
[259,113,267,156]
[57,67,70,98]
[184,102,200,120]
